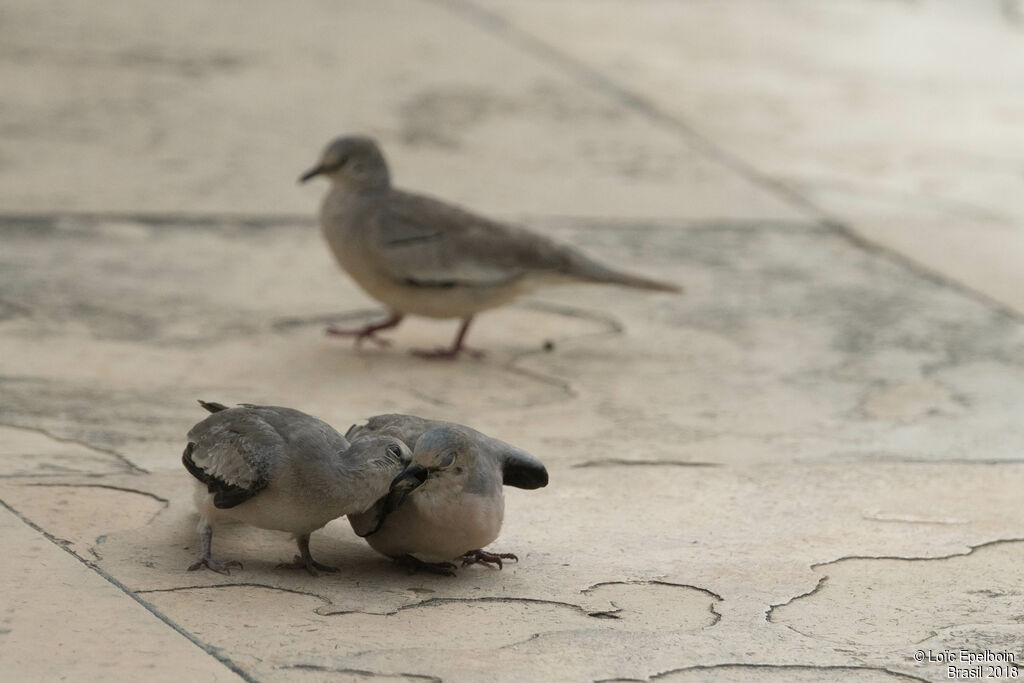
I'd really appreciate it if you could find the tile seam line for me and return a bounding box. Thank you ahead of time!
[0,496,258,683]
[0,211,812,228]
[424,0,827,221]
[426,0,1024,323]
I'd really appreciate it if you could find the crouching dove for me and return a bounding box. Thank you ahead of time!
[182,400,412,576]
[300,135,682,358]
[345,414,548,575]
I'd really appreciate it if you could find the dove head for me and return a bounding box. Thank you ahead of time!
[346,434,412,468]
[299,135,390,191]
[389,427,477,494]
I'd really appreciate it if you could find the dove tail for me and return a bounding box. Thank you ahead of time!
[198,400,230,413]
[566,253,683,294]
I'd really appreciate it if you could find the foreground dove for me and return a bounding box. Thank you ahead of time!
[182,400,412,576]
[345,414,548,575]
[300,135,682,358]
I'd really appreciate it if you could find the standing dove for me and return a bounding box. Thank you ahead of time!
[300,135,682,358]
[345,414,548,575]
[182,400,412,576]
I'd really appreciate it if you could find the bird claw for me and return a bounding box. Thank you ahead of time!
[188,557,243,575]
[277,554,339,577]
[326,313,403,349]
[460,549,518,570]
[395,554,458,576]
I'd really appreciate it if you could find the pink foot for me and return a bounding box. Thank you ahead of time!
[460,549,518,570]
[188,556,243,575]
[326,312,403,349]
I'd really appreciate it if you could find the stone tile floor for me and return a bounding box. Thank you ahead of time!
[2,2,1022,681]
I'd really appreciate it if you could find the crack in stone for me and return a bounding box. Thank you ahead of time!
[581,580,723,626]
[0,497,256,682]
[317,595,611,620]
[0,420,148,474]
[810,537,1024,570]
[279,663,441,682]
[498,362,577,399]
[645,663,930,682]
[572,459,721,469]
[270,304,581,401]
[137,582,332,605]
[765,576,829,623]
[21,482,169,505]
[504,300,626,388]
[766,540,1024,642]
[498,631,544,650]
[512,299,625,336]
[270,309,384,333]
[16,482,171,548]
[583,579,724,603]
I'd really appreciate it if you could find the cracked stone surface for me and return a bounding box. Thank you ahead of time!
[1,1,1021,682]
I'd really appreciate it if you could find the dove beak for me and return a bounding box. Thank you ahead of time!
[298,164,325,184]
[390,463,429,490]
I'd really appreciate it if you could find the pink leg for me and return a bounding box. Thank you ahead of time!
[412,317,485,360]
[187,523,243,575]
[276,534,339,577]
[327,312,404,348]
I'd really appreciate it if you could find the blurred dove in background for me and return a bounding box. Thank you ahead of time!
[300,135,682,359]
[182,400,411,576]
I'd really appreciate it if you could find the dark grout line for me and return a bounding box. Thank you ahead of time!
[819,219,1024,323]
[0,497,259,683]
[425,0,1024,324]
[424,0,827,222]
[0,421,149,475]
[0,211,811,229]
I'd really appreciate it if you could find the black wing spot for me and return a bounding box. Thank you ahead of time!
[503,461,549,490]
[181,442,268,509]
[402,278,459,289]
[386,232,444,247]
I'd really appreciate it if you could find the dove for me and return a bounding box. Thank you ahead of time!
[345,414,547,575]
[299,135,682,358]
[181,400,412,576]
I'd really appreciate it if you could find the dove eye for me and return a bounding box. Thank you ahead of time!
[386,444,402,458]
[324,155,348,173]
[439,451,456,468]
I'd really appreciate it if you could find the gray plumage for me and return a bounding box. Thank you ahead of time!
[182,400,412,575]
[300,135,682,357]
[345,414,547,573]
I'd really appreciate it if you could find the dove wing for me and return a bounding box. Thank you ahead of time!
[369,191,573,289]
[183,408,286,509]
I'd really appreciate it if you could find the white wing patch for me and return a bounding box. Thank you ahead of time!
[186,412,283,488]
